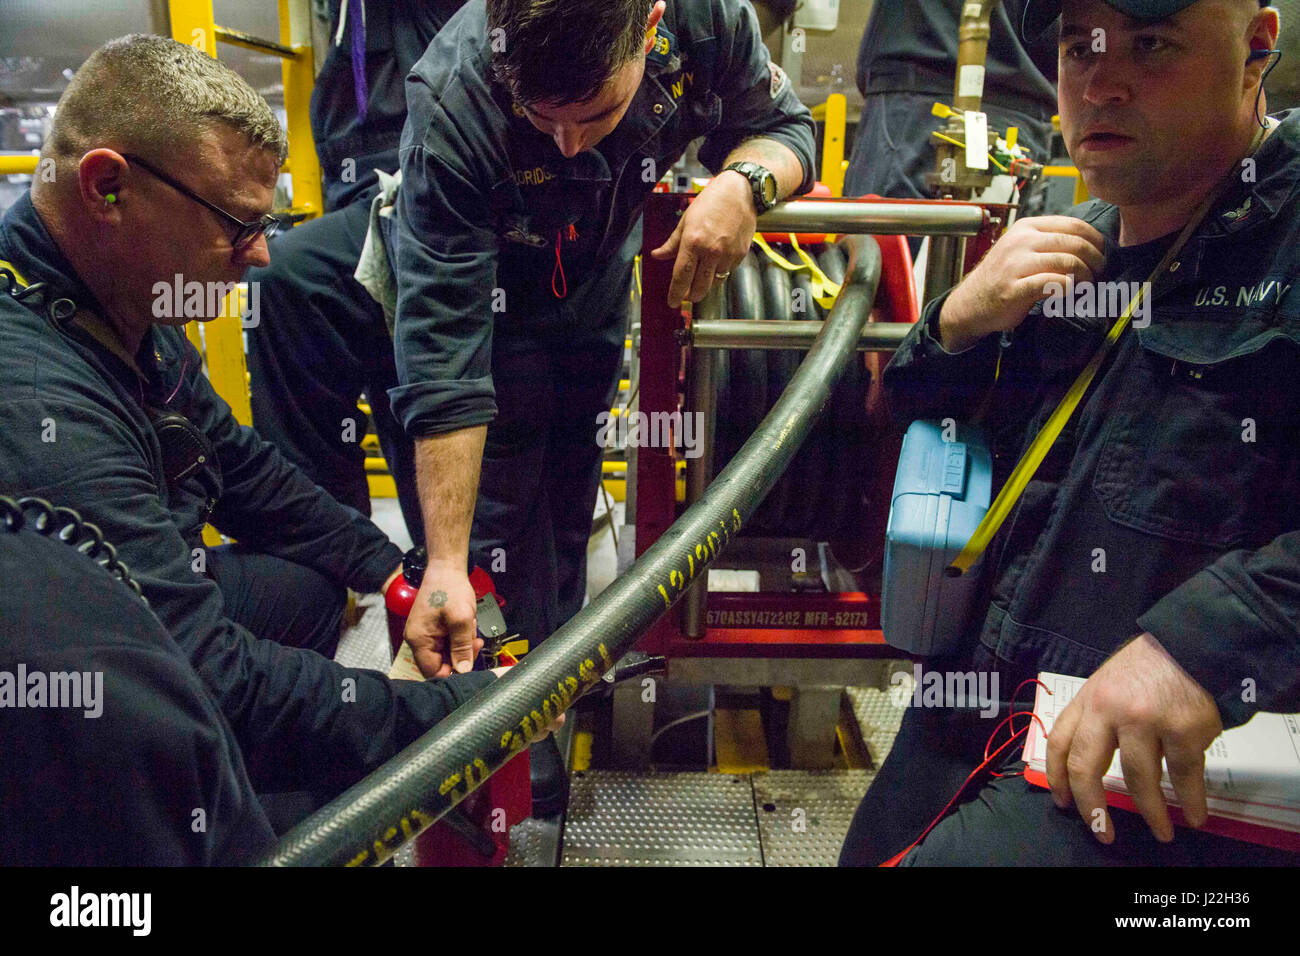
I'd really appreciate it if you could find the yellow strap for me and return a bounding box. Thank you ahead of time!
[946,134,1258,575]
[948,296,1139,573]
[752,234,841,309]
[0,259,27,287]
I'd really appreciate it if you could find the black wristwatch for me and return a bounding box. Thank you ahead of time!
[723,161,779,214]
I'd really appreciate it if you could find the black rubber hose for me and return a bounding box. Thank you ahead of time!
[832,238,875,545]
[725,249,768,527]
[713,341,732,485]
[759,253,796,532]
[788,265,827,537]
[258,236,882,867]
[817,243,862,541]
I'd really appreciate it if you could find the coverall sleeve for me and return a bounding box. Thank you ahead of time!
[389,142,501,438]
[1,644,276,865]
[696,0,818,194]
[0,393,498,798]
[0,531,276,865]
[1139,533,1300,729]
[186,348,403,594]
[881,291,1005,426]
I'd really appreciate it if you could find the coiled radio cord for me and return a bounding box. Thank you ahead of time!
[0,495,147,606]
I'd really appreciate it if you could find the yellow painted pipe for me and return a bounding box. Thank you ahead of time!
[821,94,847,197]
[0,155,39,176]
[279,0,323,219]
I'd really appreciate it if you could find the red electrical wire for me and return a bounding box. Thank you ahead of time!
[879,679,1051,867]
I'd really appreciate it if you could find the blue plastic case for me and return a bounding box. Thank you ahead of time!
[881,420,992,656]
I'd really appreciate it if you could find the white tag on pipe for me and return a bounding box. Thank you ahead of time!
[964,110,989,170]
[958,64,986,100]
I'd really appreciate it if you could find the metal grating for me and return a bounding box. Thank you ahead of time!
[334,593,393,673]
[561,771,762,866]
[846,661,911,767]
[503,817,562,867]
[394,770,882,867]
[752,770,875,867]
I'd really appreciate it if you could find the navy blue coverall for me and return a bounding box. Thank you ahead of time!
[840,110,1300,867]
[247,1,463,537]
[1,509,275,864]
[0,192,497,825]
[390,0,816,646]
[845,0,1059,247]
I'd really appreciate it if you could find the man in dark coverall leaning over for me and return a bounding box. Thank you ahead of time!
[393,4,814,674]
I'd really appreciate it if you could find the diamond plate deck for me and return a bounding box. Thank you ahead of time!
[846,662,910,766]
[562,771,762,866]
[752,769,875,866]
[334,593,393,673]
[503,817,562,867]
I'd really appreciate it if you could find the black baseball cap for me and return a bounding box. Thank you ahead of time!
[1022,0,1268,42]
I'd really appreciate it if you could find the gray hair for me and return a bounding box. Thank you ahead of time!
[43,33,287,170]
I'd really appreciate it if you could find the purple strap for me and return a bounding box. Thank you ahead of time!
[349,0,368,122]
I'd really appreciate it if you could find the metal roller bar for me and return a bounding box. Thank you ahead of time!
[923,235,962,304]
[258,235,883,867]
[691,319,912,352]
[757,200,985,236]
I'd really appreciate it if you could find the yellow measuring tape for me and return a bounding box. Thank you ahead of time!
[752,234,841,310]
[0,259,27,287]
[947,294,1140,574]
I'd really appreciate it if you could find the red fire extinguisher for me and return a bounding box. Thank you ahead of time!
[384,547,531,866]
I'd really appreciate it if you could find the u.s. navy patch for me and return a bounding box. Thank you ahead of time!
[769,62,789,99]
[646,25,680,72]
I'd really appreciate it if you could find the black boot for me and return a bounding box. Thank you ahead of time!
[529,734,569,819]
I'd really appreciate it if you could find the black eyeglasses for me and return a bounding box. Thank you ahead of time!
[122,153,281,250]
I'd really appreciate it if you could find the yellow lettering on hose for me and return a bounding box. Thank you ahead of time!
[410,809,434,828]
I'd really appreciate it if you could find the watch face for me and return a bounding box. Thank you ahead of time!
[761,172,778,206]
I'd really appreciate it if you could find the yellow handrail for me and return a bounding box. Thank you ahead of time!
[0,155,39,176]
[820,93,847,197]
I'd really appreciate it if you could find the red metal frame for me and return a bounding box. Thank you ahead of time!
[635,192,1003,661]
